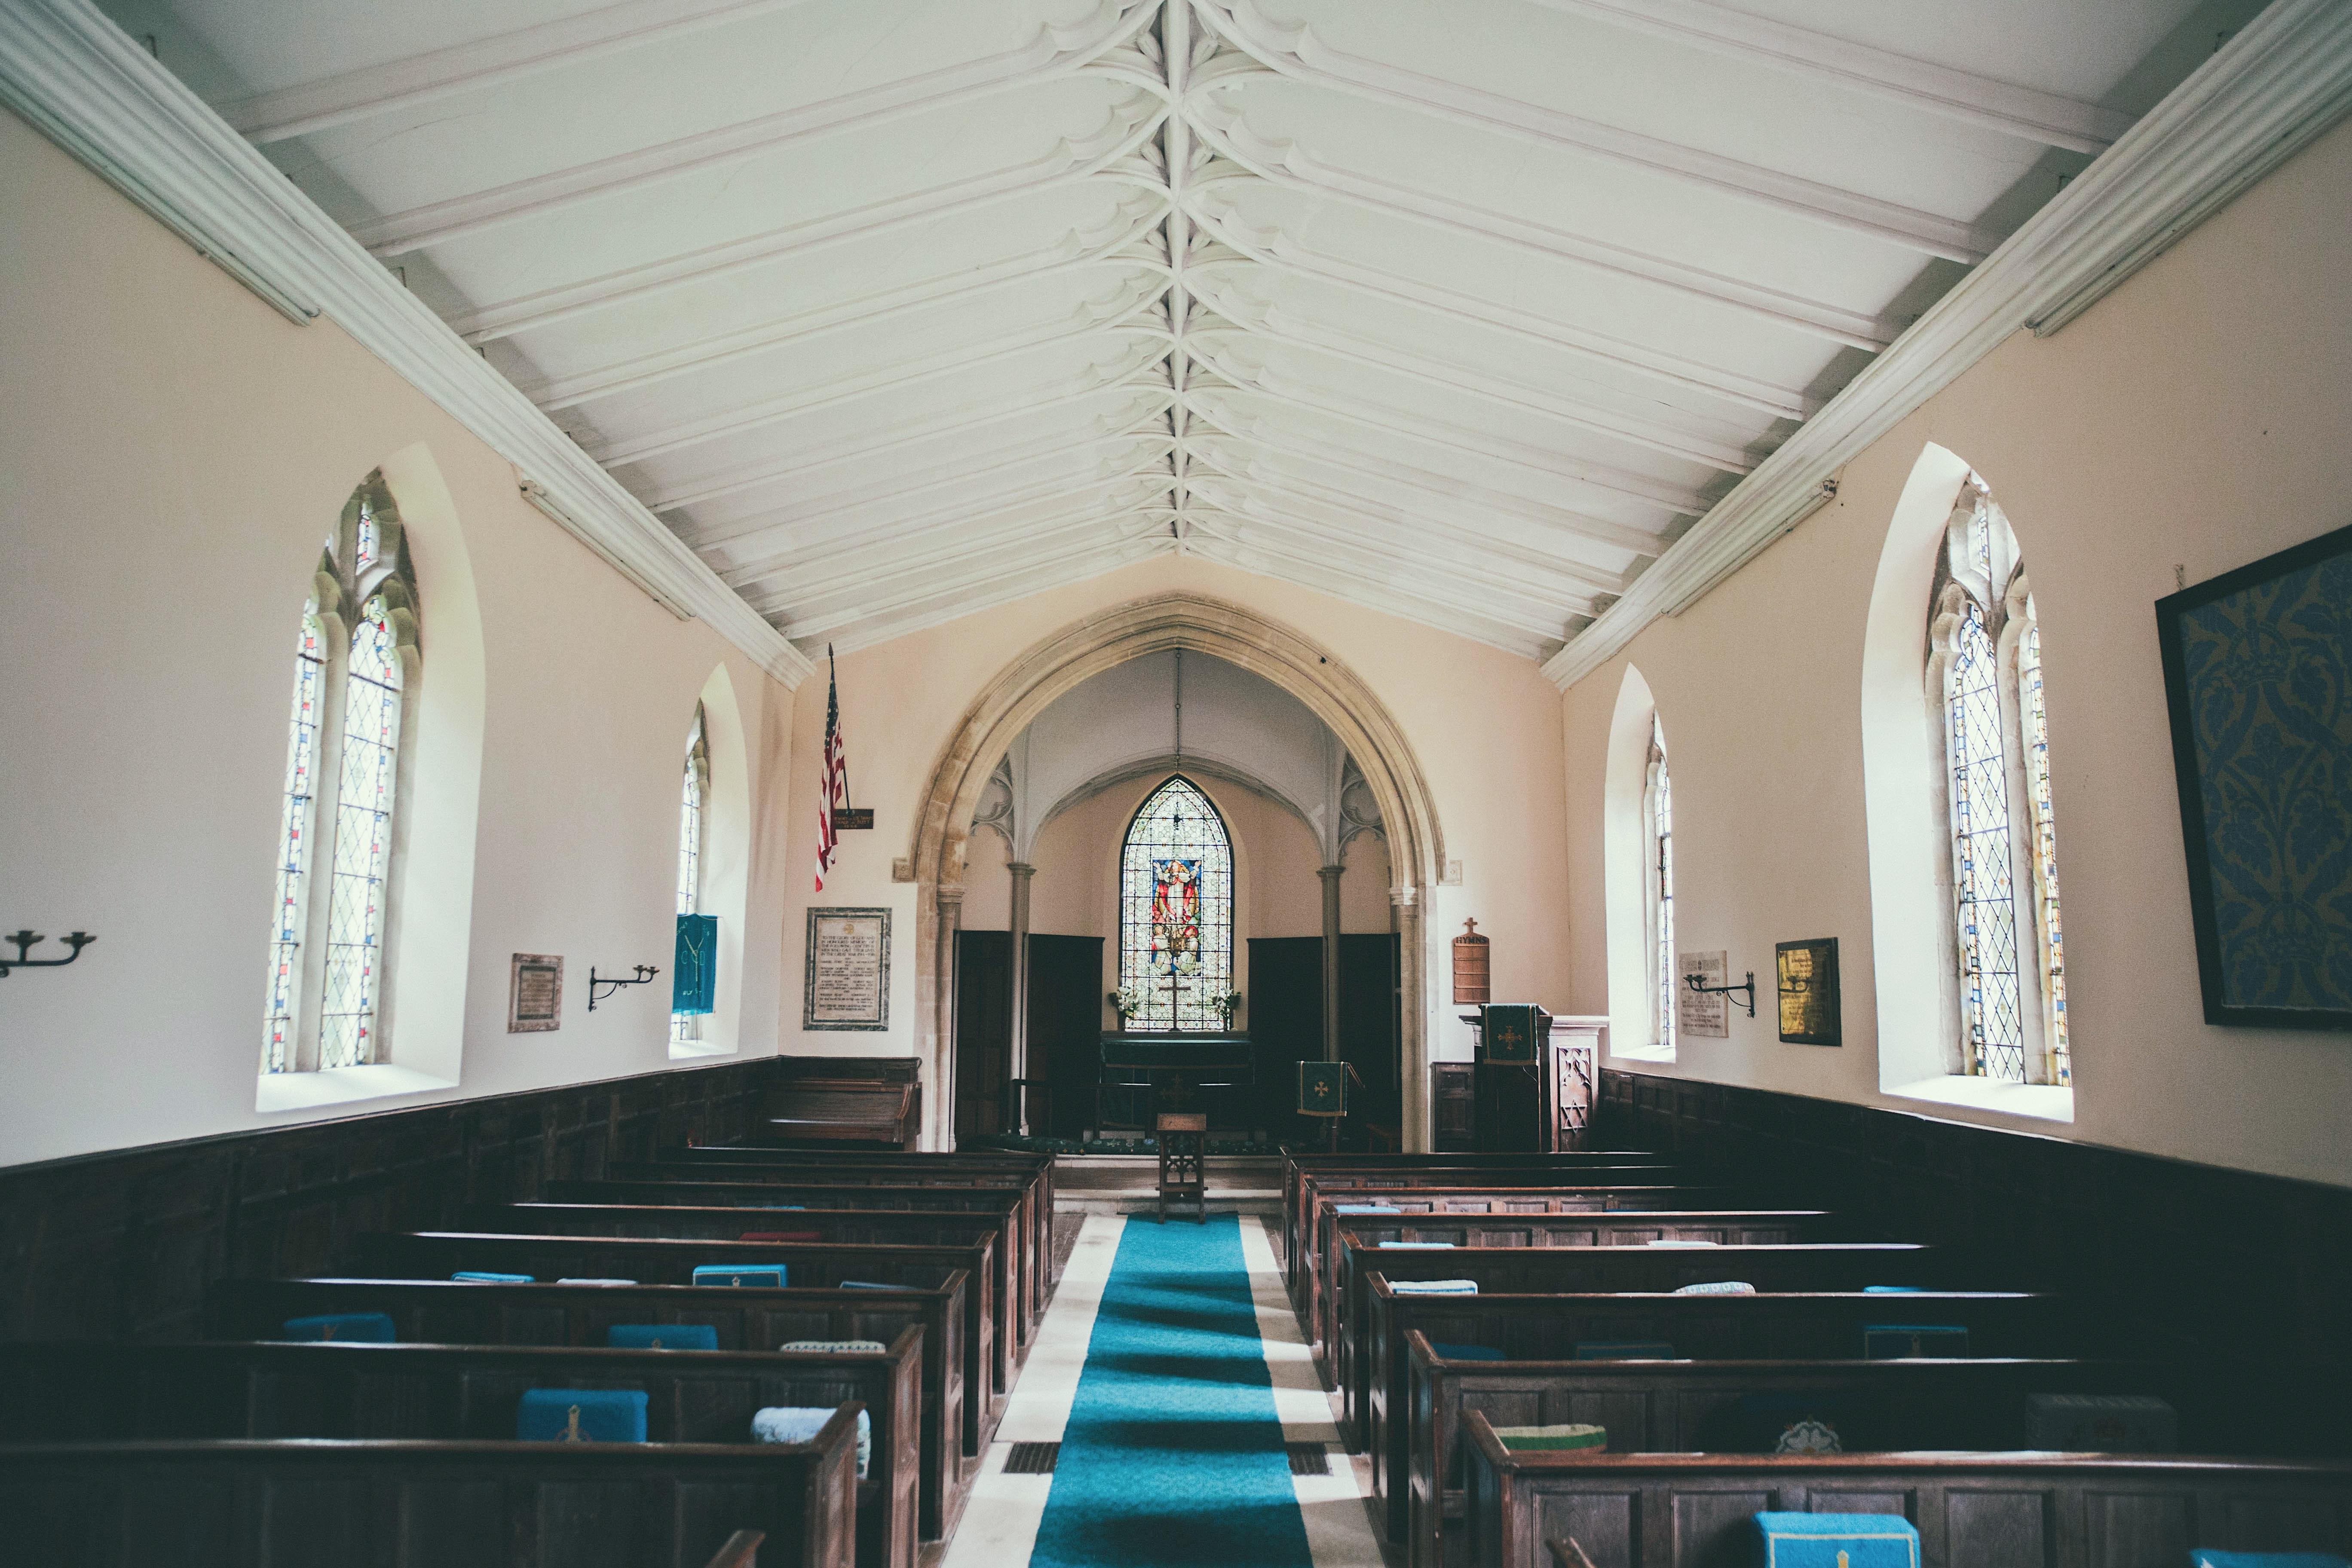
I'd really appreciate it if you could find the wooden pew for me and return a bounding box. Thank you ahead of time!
[1365,1283,2058,1540]
[1311,1199,1800,1380]
[1334,1242,1940,1450]
[1405,1339,2340,1568]
[211,1276,975,1543]
[1282,1153,1675,1289]
[0,1337,919,1568]
[1458,1414,2352,1568]
[762,1078,920,1150]
[1295,1183,1736,1372]
[355,1231,1004,1466]
[0,1422,861,1568]
[553,1177,1045,1324]
[473,1200,1031,1385]
[630,1148,1059,1297]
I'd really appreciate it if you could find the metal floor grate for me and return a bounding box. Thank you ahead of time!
[1003,1441,1060,1475]
[1285,1442,1331,1476]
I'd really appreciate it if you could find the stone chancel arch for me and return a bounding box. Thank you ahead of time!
[908,592,1446,1150]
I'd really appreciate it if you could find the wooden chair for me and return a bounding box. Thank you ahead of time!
[1157,1112,1208,1223]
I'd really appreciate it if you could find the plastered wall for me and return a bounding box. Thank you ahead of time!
[0,110,796,1167]
[1562,116,2352,1189]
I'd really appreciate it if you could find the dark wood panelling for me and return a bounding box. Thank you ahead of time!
[1248,936,1322,1140]
[953,931,1012,1141]
[1027,934,1103,1140]
[1594,1068,2352,1360]
[0,1058,778,1343]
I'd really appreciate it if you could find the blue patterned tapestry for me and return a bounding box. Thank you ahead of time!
[2172,544,2352,1015]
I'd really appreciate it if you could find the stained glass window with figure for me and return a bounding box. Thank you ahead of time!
[1118,777,1234,1032]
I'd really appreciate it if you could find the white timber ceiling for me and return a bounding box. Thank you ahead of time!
[101,0,2232,659]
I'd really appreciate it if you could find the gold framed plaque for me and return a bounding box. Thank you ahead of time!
[508,953,563,1032]
[804,908,890,1031]
[1775,938,1840,1046]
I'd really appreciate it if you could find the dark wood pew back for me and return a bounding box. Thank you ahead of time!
[209,1276,972,1542]
[551,1178,1043,1321]
[1336,1243,1939,1448]
[355,1229,1001,1457]
[1408,1341,2338,1568]
[473,1201,1028,1385]
[0,1337,919,1568]
[1459,1417,2352,1568]
[0,1427,860,1568]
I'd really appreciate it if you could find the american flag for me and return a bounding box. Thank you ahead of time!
[815,645,848,891]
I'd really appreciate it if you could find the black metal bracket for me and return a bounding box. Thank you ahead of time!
[588,964,659,1011]
[1,929,95,977]
[1684,969,1757,1018]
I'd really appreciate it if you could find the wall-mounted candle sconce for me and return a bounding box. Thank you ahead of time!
[588,964,659,1011]
[1,929,95,977]
[1684,967,1755,1018]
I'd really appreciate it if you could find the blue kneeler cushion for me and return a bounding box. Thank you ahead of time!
[516,1388,649,1443]
[606,1323,719,1351]
[2189,1556,2352,1567]
[1755,1512,1920,1566]
[453,1271,533,1283]
[282,1312,395,1342]
[692,1264,785,1287]
[1430,1342,1505,1360]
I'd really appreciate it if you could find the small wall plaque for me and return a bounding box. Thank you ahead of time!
[831,808,874,830]
[1775,938,1840,1046]
[804,908,890,1031]
[509,953,563,1033]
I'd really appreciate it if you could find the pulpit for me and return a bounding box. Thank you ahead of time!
[1095,1032,1256,1135]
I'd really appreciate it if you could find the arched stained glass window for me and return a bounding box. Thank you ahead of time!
[672,707,709,1047]
[1647,718,1675,1053]
[1117,776,1234,1032]
[260,475,419,1075]
[1931,481,2067,1086]
[263,599,327,1074]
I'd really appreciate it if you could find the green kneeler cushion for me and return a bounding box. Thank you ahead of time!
[1430,1342,1504,1360]
[1754,1513,1919,1566]
[606,1323,719,1350]
[1492,1424,1606,1453]
[516,1388,648,1442]
[282,1312,395,1342]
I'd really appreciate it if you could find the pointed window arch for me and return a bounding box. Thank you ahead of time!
[260,474,419,1075]
[1929,481,2068,1085]
[1117,776,1234,1032]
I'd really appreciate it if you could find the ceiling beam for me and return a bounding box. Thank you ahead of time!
[1189,95,1897,351]
[793,536,1175,652]
[1184,372,1706,516]
[641,383,1172,513]
[754,505,1170,621]
[526,202,1166,409]
[681,430,1174,552]
[1521,0,2134,155]
[219,0,821,144]
[591,298,1169,468]
[1193,0,2000,262]
[446,99,1168,343]
[1184,418,1666,558]
[1191,297,1760,472]
[351,0,1162,256]
[1187,190,1813,420]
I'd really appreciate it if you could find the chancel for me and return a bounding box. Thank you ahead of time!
[4,0,2352,1565]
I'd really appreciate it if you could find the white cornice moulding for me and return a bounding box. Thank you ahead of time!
[0,0,815,689]
[1541,0,2352,691]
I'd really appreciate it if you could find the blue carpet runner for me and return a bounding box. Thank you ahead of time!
[1028,1214,1315,1568]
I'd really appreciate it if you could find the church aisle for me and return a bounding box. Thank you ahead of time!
[943,1213,1385,1568]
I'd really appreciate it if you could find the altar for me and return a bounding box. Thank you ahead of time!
[1095,1032,1256,1135]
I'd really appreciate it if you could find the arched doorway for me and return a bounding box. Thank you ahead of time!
[907,592,1446,1151]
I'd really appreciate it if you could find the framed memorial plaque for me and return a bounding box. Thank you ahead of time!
[1775,937,1840,1046]
[509,953,562,1033]
[804,908,890,1031]
[1677,949,1731,1038]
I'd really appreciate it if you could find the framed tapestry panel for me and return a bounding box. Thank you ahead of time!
[2157,520,2352,1028]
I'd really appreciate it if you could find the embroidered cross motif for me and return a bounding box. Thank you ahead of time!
[319,1323,336,1341]
[561,1405,583,1442]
